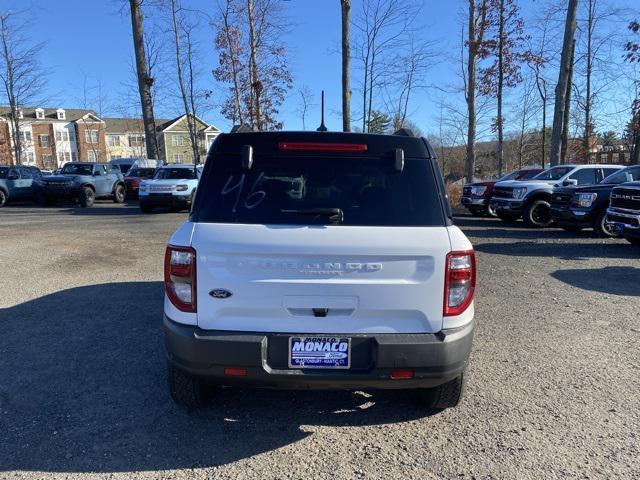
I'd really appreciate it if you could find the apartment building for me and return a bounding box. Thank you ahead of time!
[156,115,220,163]
[0,107,107,168]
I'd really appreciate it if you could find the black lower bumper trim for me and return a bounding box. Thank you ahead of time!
[163,317,474,389]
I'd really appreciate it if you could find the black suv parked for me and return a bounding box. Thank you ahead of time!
[550,165,640,237]
[606,181,640,245]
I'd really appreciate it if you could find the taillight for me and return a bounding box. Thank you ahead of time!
[278,142,368,153]
[444,250,476,316]
[164,245,197,312]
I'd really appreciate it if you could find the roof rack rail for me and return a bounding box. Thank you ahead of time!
[230,124,253,133]
[393,128,416,137]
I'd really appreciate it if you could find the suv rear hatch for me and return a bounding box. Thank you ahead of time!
[189,133,452,334]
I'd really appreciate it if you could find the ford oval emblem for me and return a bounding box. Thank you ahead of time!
[209,289,232,299]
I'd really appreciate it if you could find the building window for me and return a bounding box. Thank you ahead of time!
[171,134,185,147]
[85,130,99,143]
[39,135,50,147]
[69,130,76,142]
[55,131,70,142]
[87,150,99,162]
[19,130,32,143]
[172,153,185,163]
[110,154,122,160]
[57,151,71,164]
[128,135,145,147]
[57,109,65,120]
[41,154,53,167]
[35,109,45,120]
[25,152,35,164]
[108,135,121,147]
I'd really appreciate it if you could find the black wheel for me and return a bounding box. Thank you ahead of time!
[561,225,583,233]
[0,189,7,207]
[593,209,618,238]
[140,204,153,213]
[497,211,519,223]
[167,363,210,409]
[523,199,552,228]
[418,373,466,409]
[626,237,640,246]
[79,187,95,208]
[113,184,126,203]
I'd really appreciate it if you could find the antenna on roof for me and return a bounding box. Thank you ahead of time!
[316,90,328,132]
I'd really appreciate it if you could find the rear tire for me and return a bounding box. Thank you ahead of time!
[113,184,126,203]
[593,208,618,238]
[486,203,498,217]
[523,199,552,228]
[0,189,7,207]
[167,363,210,409]
[79,187,95,208]
[419,373,466,409]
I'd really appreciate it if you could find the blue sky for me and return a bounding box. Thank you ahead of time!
[5,0,638,139]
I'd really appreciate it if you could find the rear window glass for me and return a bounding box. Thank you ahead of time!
[127,168,156,178]
[195,155,445,226]
[533,166,573,180]
[155,168,196,180]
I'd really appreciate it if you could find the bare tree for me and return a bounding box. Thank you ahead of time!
[129,0,160,160]
[561,39,576,163]
[465,0,489,183]
[341,0,351,132]
[550,0,578,166]
[353,0,419,132]
[0,11,46,165]
[213,0,292,130]
[625,20,640,165]
[296,85,314,130]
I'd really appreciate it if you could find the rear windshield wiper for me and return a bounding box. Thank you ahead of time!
[281,208,344,224]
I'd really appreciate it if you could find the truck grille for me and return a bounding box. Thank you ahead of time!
[610,188,640,211]
[608,212,640,228]
[492,186,513,199]
[552,192,573,206]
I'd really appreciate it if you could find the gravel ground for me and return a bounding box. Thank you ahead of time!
[1,202,639,479]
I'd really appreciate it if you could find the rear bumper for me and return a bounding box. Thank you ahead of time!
[164,316,474,389]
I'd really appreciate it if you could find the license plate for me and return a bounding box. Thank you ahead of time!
[288,336,351,369]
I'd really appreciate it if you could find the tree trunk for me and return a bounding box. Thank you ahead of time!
[247,0,262,131]
[496,0,505,177]
[583,0,594,161]
[341,0,351,132]
[550,0,578,166]
[129,0,159,160]
[561,39,575,164]
[222,2,244,125]
[170,0,200,169]
[541,98,546,168]
[632,110,640,165]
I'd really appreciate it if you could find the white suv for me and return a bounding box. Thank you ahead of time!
[163,131,476,409]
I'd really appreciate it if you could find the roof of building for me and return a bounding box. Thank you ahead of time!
[104,117,172,134]
[0,107,99,122]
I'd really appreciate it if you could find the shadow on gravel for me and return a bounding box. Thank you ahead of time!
[0,282,431,474]
[551,266,640,296]
[474,241,638,260]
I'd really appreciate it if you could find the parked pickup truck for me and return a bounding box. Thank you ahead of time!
[490,164,623,227]
[550,165,640,237]
[0,165,43,207]
[461,167,543,217]
[39,162,126,207]
[163,130,476,410]
[606,182,640,246]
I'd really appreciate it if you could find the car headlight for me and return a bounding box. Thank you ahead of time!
[470,186,487,196]
[175,184,189,191]
[139,184,147,192]
[575,192,597,208]
[512,187,527,199]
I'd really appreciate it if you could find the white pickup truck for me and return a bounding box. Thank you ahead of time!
[163,131,476,410]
